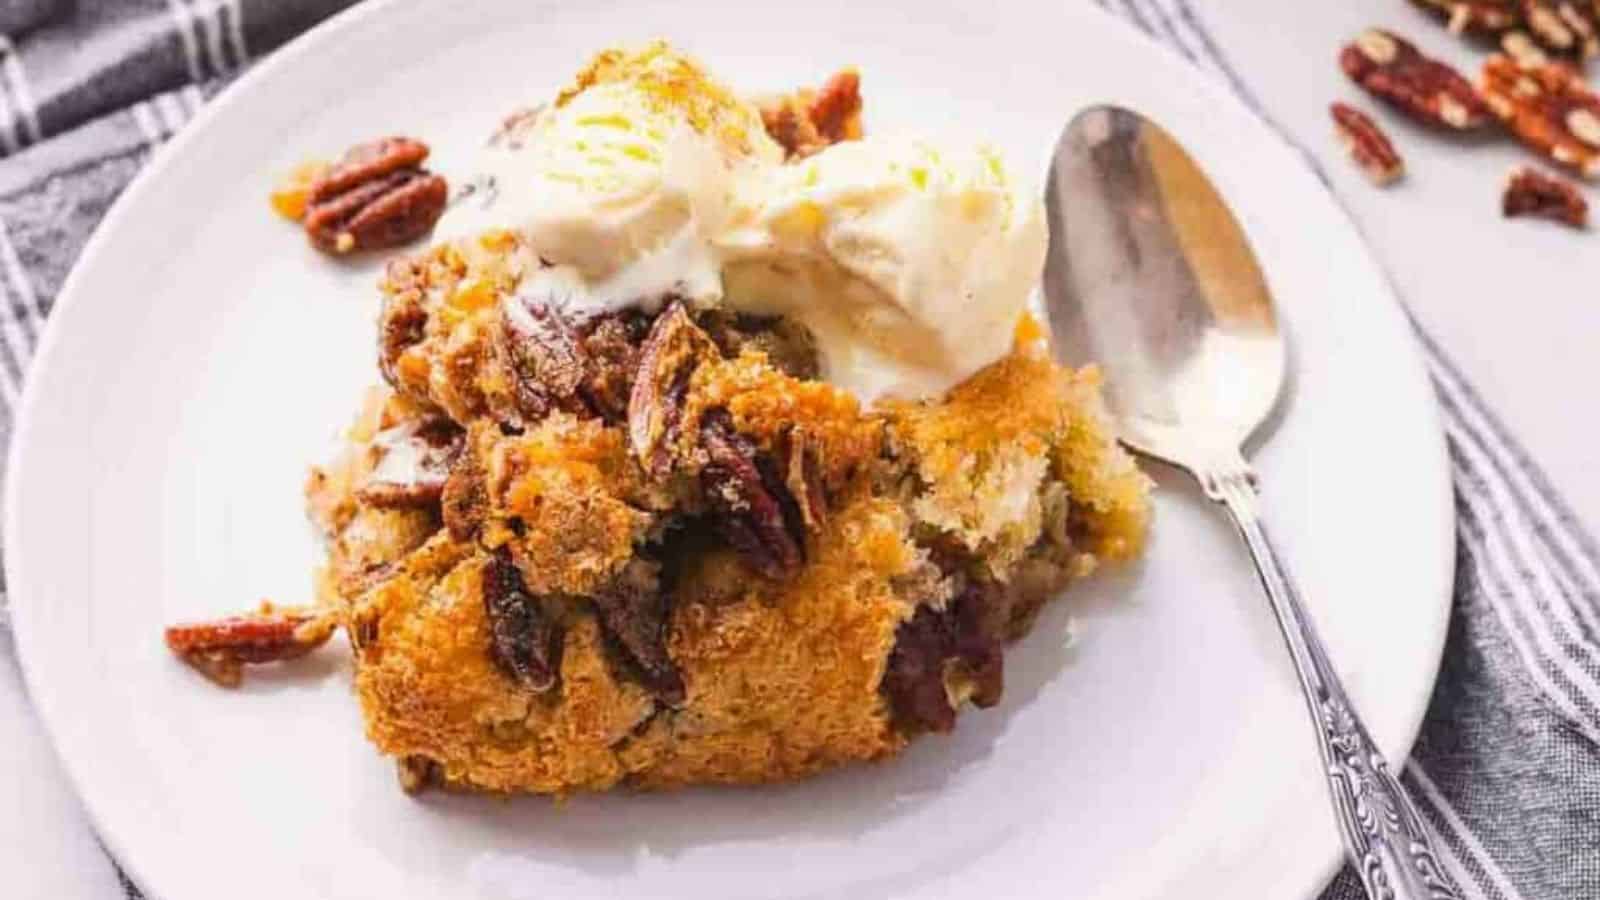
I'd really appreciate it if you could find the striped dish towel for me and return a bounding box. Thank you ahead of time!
[0,2,1595,898]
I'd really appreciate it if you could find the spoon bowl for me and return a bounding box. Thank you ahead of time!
[1043,106,1284,471]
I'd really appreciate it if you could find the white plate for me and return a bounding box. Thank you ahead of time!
[5,2,1455,899]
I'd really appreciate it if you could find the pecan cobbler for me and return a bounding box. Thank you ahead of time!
[166,42,1150,796]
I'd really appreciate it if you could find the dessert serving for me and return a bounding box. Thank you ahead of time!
[165,42,1150,796]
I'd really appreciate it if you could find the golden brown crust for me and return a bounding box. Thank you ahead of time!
[353,490,918,793]
[882,333,1150,577]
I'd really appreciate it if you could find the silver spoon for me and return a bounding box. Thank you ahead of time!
[1043,105,1459,900]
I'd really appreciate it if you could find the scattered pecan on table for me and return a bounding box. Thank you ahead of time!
[272,136,448,255]
[1519,0,1600,59]
[1481,52,1600,177]
[1340,28,1493,129]
[1501,29,1554,66]
[1331,102,1407,184]
[164,603,340,687]
[1410,0,1522,34]
[1502,165,1591,225]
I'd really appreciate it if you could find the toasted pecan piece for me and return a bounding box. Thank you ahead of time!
[699,409,807,578]
[1331,102,1407,184]
[1503,165,1590,225]
[1482,53,1600,175]
[1411,0,1522,33]
[483,548,562,693]
[1520,0,1600,58]
[441,448,488,541]
[165,604,339,687]
[759,68,864,159]
[882,581,1006,735]
[302,137,448,255]
[1482,53,1600,177]
[1502,30,1554,65]
[590,559,685,706]
[1340,29,1493,129]
[500,294,591,423]
[627,302,719,475]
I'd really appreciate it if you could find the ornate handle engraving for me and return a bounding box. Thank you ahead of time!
[1202,457,1461,900]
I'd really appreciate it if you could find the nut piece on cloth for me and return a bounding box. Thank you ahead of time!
[1331,102,1406,184]
[1502,165,1590,225]
[1340,29,1493,129]
[1410,0,1522,34]
[276,137,449,255]
[1481,53,1600,177]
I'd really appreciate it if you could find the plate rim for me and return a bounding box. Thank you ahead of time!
[3,2,1458,897]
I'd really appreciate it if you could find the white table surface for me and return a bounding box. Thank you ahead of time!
[3,1,1594,896]
[1209,1,1600,532]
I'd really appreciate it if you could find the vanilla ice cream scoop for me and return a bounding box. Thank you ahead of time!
[438,44,1045,404]
[436,42,781,313]
[719,134,1047,403]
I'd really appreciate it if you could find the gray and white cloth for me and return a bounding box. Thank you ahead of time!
[0,1,1595,898]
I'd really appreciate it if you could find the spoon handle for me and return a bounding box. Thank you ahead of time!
[1201,460,1461,900]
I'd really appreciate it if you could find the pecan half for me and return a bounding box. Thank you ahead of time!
[1503,164,1590,225]
[441,448,488,541]
[483,548,562,692]
[498,296,655,428]
[808,69,863,145]
[1411,0,1521,33]
[303,137,448,255]
[627,302,719,474]
[1340,29,1492,129]
[1502,30,1553,66]
[575,310,652,422]
[1482,53,1600,178]
[590,559,685,706]
[1331,102,1406,185]
[882,582,1006,735]
[357,416,465,509]
[760,69,864,159]
[699,410,806,578]
[499,293,590,423]
[165,605,339,688]
[1521,0,1600,58]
